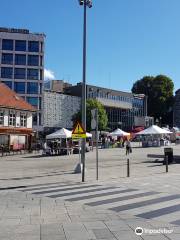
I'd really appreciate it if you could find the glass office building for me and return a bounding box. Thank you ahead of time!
[65,83,147,131]
[0,27,45,131]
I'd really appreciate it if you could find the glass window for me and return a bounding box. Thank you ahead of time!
[27,69,39,80]
[15,40,26,51]
[14,82,25,94]
[20,114,27,127]
[28,55,39,66]
[27,97,38,107]
[2,39,13,50]
[32,113,37,126]
[28,41,39,52]
[2,81,12,89]
[14,68,26,79]
[27,82,38,94]
[1,67,13,78]
[0,112,4,125]
[15,54,26,65]
[1,53,13,65]
[9,113,16,126]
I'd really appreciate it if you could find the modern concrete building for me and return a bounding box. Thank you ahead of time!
[65,83,148,131]
[43,90,81,132]
[0,83,35,150]
[0,27,45,131]
[174,89,180,128]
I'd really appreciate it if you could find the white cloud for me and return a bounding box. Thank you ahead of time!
[44,68,56,81]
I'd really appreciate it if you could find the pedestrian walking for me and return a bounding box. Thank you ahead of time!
[126,140,132,155]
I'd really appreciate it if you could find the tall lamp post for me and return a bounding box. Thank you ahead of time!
[78,0,92,182]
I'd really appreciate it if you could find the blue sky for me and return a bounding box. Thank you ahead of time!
[1,0,180,92]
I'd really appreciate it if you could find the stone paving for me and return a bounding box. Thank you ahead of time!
[0,144,180,239]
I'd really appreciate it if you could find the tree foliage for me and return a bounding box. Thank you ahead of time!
[71,99,108,132]
[131,75,174,124]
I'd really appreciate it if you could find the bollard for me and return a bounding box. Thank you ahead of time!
[127,158,130,177]
[166,155,168,173]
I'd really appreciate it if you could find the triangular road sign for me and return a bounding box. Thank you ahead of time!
[72,121,86,135]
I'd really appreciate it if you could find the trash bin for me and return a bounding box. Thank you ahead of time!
[164,147,173,164]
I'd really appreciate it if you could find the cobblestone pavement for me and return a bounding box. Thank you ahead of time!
[0,144,180,239]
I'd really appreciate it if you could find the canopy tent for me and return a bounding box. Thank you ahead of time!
[46,128,92,140]
[109,128,130,137]
[86,132,92,138]
[46,128,72,139]
[136,125,172,135]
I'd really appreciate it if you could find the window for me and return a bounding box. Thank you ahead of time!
[15,40,26,51]
[28,41,39,52]
[27,82,38,94]
[14,82,25,93]
[0,112,4,125]
[15,54,26,65]
[32,113,37,126]
[20,114,27,127]
[9,113,16,126]
[27,69,39,80]
[2,81,12,89]
[1,53,13,65]
[1,67,13,78]
[14,68,26,79]
[28,55,39,66]
[2,39,13,50]
[27,97,38,107]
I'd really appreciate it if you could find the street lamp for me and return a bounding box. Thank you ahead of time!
[78,0,92,182]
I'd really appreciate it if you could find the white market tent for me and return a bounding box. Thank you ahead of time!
[46,128,72,140]
[136,125,172,135]
[109,128,130,137]
[46,128,92,140]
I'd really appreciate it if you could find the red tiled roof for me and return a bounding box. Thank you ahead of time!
[0,83,36,111]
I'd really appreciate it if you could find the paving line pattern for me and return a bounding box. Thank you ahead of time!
[7,182,180,226]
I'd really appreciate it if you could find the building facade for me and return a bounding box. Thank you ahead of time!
[174,89,180,128]
[0,83,35,150]
[43,90,81,131]
[0,27,45,131]
[65,83,147,131]
[44,80,72,92]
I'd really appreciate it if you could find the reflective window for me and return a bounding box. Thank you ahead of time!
[15,40,26,51]
[2,81,12,89]
[27,82,38,94]
[14,68,26,79]
[1,67,13,78]
[1,53,13,65]
[9,113,16,126]
[20,114,27,127]
[27,97,38,107]
[28,55,39,66]
[27,69,38,80]
[28,41,39,52]
[15,54,26,65]
[2,39,13,50]
[0,111,4,125]
[14,82,25,94]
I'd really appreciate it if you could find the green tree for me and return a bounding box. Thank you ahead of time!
[72,99,108,132]
[131,75,174,125]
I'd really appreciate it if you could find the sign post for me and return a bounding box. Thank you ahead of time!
[91,109,99,180]
[72,121,86,174]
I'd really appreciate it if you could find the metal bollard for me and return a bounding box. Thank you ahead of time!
[166,155,168,173]
[127,158,130,177]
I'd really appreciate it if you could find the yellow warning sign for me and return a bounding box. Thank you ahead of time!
[72,121,86,139]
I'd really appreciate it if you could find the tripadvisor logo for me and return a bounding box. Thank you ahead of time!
[135,227,143,235]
